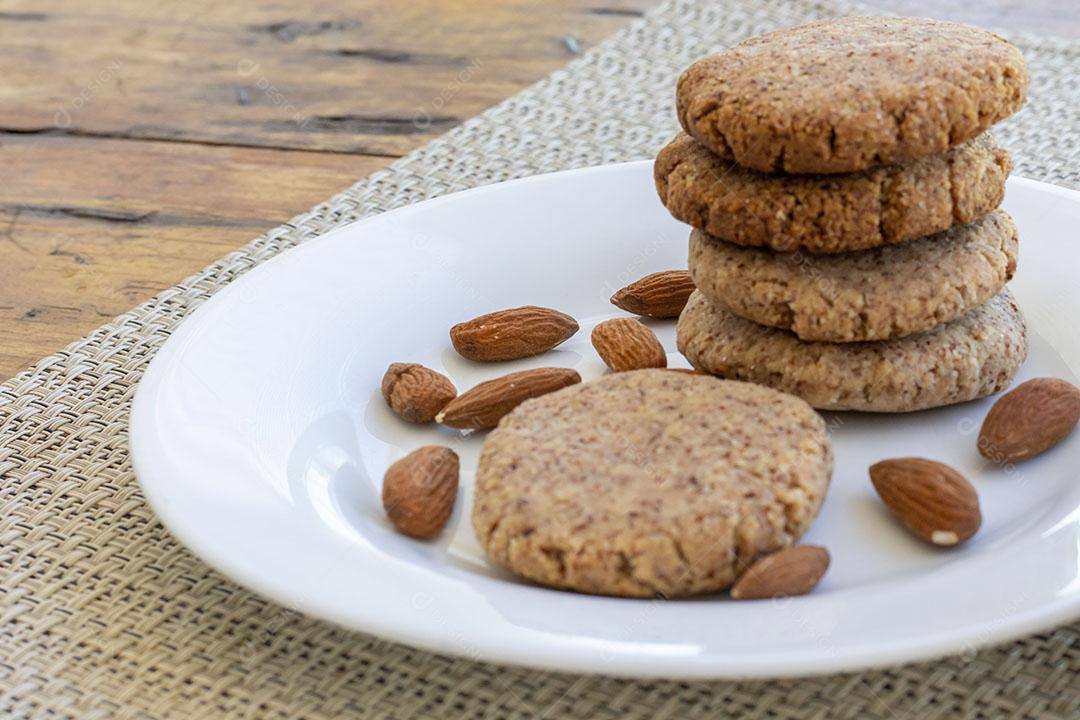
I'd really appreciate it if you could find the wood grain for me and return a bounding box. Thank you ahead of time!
[0,0,653,378]
[2,0,652,154]
[0,135,387,374]
[0,0,1075,379]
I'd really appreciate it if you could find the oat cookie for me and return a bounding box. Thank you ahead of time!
[676,17,1028,174]
[689,210,1018,342]
[677,291,1027,412]
[655,132,1010,253]
[472,370,832,598]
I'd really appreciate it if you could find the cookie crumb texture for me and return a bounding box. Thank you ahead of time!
[689,209,1018,342]
[677,290,1028,412]
[472,370,832,598]
[676,16,1028,174]
[655,132,1011,253]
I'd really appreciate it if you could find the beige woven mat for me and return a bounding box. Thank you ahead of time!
[2,0,1079,717]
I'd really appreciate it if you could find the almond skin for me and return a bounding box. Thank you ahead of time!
[731,545,830,600]
[435,367,581,429]
[978,378,1080,462]
[381,363,457,423]
[869,458,981,546]
[382,446,459,539]
[610,270,695,318]
[591,318,668,372]
[450,306,579,361]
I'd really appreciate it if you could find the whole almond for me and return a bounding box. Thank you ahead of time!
[450,306,578,361]
[978,378,1080,462]
[610,270,695,318]
[436,367,581,429]
[869,458,981,546]
[731,545,830,600]
[382,446,459,539]
[591,318,667,372]
[381,363,457,423]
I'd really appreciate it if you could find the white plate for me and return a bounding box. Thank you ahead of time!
[130,162,1080,679]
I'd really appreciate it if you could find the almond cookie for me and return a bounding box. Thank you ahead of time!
[472,370,832,598]
[655,132,1010,253]
[677,290,1027,412]
[676,17,1028,174]
[689,210,1018,342]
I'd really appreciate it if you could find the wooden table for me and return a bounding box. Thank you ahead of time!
[1,0,1075,379]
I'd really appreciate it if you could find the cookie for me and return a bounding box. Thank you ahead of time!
[676,16,1028,174]
[472,369,832,598]
[677,290,1027,412]
[655,132,1011,253]
[689,209,1018,342]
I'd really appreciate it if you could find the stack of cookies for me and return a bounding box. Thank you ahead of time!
[656,16,1031,412]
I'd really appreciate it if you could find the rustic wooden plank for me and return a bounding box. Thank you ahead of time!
[0,0,655,378]
[0,135,388,375]
[1,0,654,155]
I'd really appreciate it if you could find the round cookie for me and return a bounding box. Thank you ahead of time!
[676,16,1028,174]
[689,209,1018,342]
[472,370,833,598]
[655,132,1011,253]
[677,290,1027,412]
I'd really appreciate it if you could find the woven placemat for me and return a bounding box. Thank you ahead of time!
[2,0,1079,717]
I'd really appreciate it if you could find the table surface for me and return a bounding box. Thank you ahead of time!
[1,0,1076,379]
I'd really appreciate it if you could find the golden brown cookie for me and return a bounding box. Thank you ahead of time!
[676,17,1027,174]
[655,132,1011,253]
[472,370,832,598]
[689,210,1018,342]
[677,290,1027,412]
